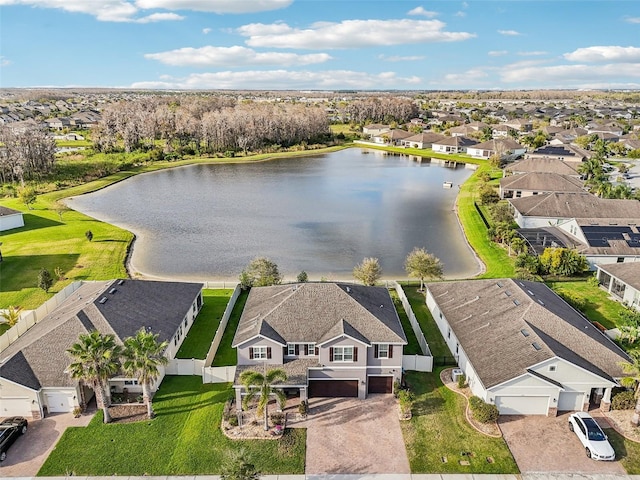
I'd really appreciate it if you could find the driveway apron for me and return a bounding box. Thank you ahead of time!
[293,395,410,474]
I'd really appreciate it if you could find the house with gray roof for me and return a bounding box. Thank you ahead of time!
[431,135,476,154]
[504,158,580,177]
[0,206,24,232]
[499,172,584,199]
[426,278,631,415]
[467,138,526,160]
[596,262,640,311]
[0,279,203,419]
[231,283,407,404]
[399,131,446,149]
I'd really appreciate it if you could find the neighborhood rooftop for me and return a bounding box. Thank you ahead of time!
[509,192,640,220]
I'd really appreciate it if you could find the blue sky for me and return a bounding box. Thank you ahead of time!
[1,0,639,90]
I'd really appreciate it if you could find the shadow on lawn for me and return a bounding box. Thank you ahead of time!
[14,213,63,233]
[0,254,80,291]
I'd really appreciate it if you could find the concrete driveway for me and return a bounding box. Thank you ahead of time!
[290,395,410,475]
[0,411,94,477]
[499,412,625,474]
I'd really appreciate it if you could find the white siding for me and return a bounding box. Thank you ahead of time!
[0,213,24,232]
[495,395,549,415]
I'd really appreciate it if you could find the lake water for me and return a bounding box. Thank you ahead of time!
[67,148,479,281]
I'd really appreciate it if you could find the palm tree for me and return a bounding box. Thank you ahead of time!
[122,328,169,419]
[0,305,23,327]
[578,157,603,181]
[239,367,287,431]
[620,350,640,426]
[67,331,122,424]
[404,247,444,291]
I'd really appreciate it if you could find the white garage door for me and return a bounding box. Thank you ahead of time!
[1,397,32,417]
[495,395,549,415]
[45,392,74,413]
[558,391,585,411]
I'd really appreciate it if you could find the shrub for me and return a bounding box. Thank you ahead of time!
[457,373,467,389]
[298,400,308,417]
[270,412,285,426]
[611,390,636,410]
[227,415,239,427]
[469,396,499,423]
[397,389,415,416]
[393,379,402,398]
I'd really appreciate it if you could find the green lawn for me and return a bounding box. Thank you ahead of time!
[212,289,249,367]
[390,290,421,355]
[176,289,233,359]
[38,376,305,476]
[546,279,627,330]
[403,285,450,358]
[606,428,640,474]
[456,165,516,279]
[401,370,518,474]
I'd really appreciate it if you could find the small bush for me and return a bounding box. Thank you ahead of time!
[457,373,467,389]
[469,396,499,423]
[393,379,402,398]
[298,400,308,416]
[227,415,239,427]
[612,390,636,410]
[270,412,285,426]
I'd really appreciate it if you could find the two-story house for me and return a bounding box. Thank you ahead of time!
[232,283,407,407]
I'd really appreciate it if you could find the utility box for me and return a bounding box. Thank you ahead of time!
[451,368,463,383]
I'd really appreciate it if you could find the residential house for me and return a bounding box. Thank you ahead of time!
[587,123,624,137]
[371,129,412,146]
[231,283,407,405]
[426,278,631,415]
[47,117,72,130]
[431,136,476,155]
[499,173,584,199]
[525,145,591,164]
[491,125,515,138]
[504,158,580,178]
[400,132,446,149]
[0,279,203,419]
[551,128,588,144]
[503,118,533,133]
[466,138,526,160]
[0,206,24,231]
[596,263,640,311]
[362,124,391,138]
[621,138,640,152]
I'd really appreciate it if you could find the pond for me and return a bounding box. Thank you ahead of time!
[67,148,480,281]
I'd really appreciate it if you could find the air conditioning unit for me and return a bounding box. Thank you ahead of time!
[451,368,463,383]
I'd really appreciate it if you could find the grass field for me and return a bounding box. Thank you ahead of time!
[403,285,450,358]
[37,376,305,476]
[606,428,640,474]
[390,289,422,355]
[176,289,233,359]
[401,370,519,474]
[212,289,249,366]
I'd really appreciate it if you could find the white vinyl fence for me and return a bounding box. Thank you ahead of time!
[204,283,241,367]
[202,366,236,383]
[0,281,87,353]
[165,358,205,376]
[391,281,433,372]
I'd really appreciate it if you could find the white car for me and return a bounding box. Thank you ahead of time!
[568,412,615,461]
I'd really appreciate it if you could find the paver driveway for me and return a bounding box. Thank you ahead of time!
[291,395,410,474]
[499,412,625,474]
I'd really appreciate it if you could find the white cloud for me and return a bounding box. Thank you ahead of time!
[500,62,640,84]
[625,16,640,24]
[130,69,422,90]
[407,6,438,17]
[488,50,508,56]
[454,11,466,17]
[462,1,468,7]
[378,54,425,62]
[136,12,183,23]
[498,29,521,36]
[518,51,547,56]
[0,57,11,67]
[238,19,475,49]
[145,45,332,67]
[202,27,211,34]
[135,0,292,13]
[0,0,290,21]
[443,68,488,84]
[564,46,640,63]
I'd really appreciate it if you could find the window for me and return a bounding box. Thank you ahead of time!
[251,346,269,360]
[375,344,390,359]
[332,346,354,362]
[447,327,451,339]
[549,365,557,372]
[617,257,624,263]
[124,380,138,386]
[287,344,296,356]
[305,343,316,356]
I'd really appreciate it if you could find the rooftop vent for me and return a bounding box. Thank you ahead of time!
[513,299,521,306]
[346,286,351,293]
[504,290,512,297]
[527,290,535,296]
[98,297,108,304]
[537,299,545,306]
[532,342,542,351]
[496,282,503,288]
[109,288,117,294]
[118,279,125,285]
[521,329,530,337]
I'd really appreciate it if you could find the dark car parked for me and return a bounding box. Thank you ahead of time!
[0,417,28,462]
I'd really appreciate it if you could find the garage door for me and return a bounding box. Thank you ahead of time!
[368,376,393,394]
[308,380,358,398]
[558,391,585,411]
[1,398,32,417]
[495,395,549,415]
[45,392,74,413]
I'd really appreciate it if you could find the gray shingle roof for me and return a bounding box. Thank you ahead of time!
[505,158,579,176]
[234,358,320,387]
[500,173,584,192]
[509,192,640,220]
[597,263,640,290]
[427,279,630,389]
[0,206,22,217]
[232,283,407,347]
[0,279,202,390]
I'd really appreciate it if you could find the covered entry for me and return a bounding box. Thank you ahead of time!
[308,379,358,398]
[367,375,393,394]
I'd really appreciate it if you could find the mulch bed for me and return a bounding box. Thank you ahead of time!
[108,404,148,424]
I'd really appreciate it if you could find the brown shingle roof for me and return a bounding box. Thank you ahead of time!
[427,279,630,389]
[500,173,584,193]
[597,262,640,290]
[509,192,640,219]
[505,158,579,176]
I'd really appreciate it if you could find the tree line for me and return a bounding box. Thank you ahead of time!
[0,125,56,184]
[93,97,331,156]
